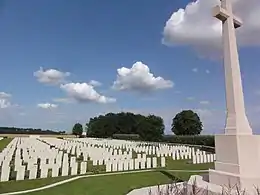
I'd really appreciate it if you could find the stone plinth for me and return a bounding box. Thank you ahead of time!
[209,135,260,193]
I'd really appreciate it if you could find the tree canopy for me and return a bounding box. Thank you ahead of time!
[171,110,203,135]
[86,112,164,141]
[72,123,83,137]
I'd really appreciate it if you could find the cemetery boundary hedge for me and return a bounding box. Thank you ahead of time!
[113,134,141,141]
[162,135,215,147]
[112,134,215,148]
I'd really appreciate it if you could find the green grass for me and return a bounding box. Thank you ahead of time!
[0,176,72,193]
[0,159,213,194]
[0,138,13,151]
[27,169,211,195]
[27,171,181,195]
[165,158,214,170]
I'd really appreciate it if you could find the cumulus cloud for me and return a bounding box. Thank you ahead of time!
[0,99,11,109]
[34,67,70,85]
[0,92,12,109]
[112,61,173,92]
[37,103,58,109]
[89,80,102,87]
[60,83,116,104]
[0,92,11,99]
[162,0,260,56]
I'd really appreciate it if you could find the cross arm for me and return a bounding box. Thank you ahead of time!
[212,5,242,28]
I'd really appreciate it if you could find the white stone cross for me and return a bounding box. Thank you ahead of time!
[212,0,252,135]
[213,0,242,29]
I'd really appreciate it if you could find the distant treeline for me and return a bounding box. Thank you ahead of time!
[0,127,66,135]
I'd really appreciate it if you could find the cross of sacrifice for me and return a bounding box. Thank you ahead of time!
[211,0,253,135]
[213,0,242,29]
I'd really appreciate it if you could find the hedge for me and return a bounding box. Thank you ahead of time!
[162,135,215,147]
[113,134,141,141]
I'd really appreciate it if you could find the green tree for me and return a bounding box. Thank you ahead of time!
[137,118,162,141]
[86,112,165,141]
[72,123,83,137]
[147,115,165,135]
[171,110,203,135]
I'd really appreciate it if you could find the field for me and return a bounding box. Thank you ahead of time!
[0,137,215,195]
[0,159,213,194]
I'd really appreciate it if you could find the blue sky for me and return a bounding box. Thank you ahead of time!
[0,0,259,134]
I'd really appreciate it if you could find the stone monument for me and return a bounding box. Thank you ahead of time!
[207,0,260,193]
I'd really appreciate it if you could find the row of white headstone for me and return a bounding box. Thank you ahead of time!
[0,137,215,182]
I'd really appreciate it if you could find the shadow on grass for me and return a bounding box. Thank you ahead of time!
[159,170,183,182]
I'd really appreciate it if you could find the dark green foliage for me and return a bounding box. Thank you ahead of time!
[72,123,83,137]
[137,117,163,141]
[162,135,215,148]
[86,112,164,142]
[0,127,65,135]
[113,134,140,140]
[171,110,203,135]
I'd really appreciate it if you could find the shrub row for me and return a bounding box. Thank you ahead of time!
[162,135,215,147]
[113,134,140,141]
[112,134,215,149]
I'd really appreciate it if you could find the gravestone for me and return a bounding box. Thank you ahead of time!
[51,165,60,177]
[152,157,157,168]
[16,166,26,180]
[40,167,48,178]
[80,162,87,174]
[146,158,151,169]
[161,157,166,167]
[71,163,78,175]
[112,161,118,172]
[129,159,134,170]
[123,161,128,171]
[62,163,69,176]
[28,165,37,180]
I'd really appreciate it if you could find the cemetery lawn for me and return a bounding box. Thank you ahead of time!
[0,160,214,194]
[0,176,73,193]
[165,158,214,170]
[0,138,13,151]
[23,171,205,195]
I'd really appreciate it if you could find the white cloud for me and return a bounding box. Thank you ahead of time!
[200,100,210,105]
[0,92,12,109]
[37,103,58,109]
[195,108,213,118]
[89,80,102,87]
[0,92,11,99]
[112,61,173,92]
[192,68,198,72]
[60,83,116,104]
[53,98,73,104]
[206,69,210,74]
[34,67,70,85]
[0,99,11,109]
[162,0,260,56]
